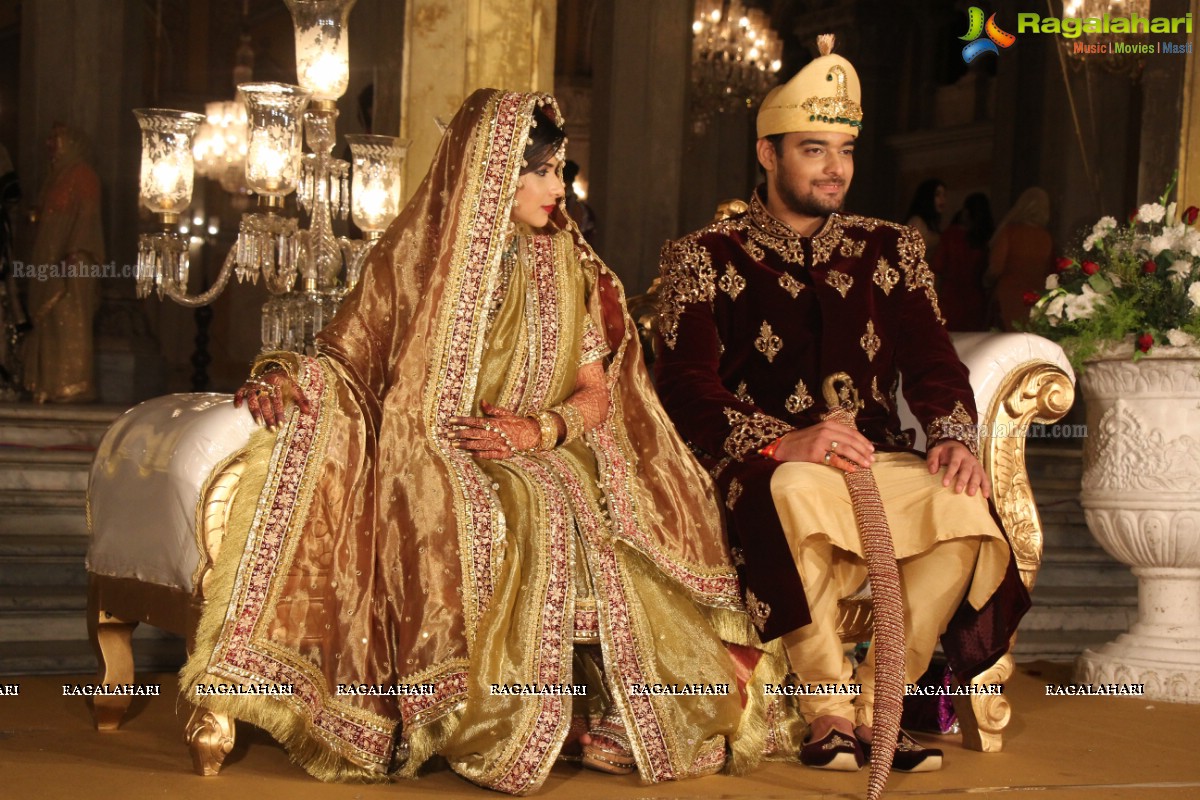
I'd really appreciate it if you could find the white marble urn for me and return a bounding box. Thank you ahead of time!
[1075,345,1200,702]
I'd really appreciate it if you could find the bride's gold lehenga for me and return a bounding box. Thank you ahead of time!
[182,89,799,793]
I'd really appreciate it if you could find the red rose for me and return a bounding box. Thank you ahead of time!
[1129,208,1139,222]
[1143,260,1157,274]
[1055,256,1074,272]
[1186,206,1200,225]
[1137,333,1154,353]
[1081,261,1100,275]
[1022,291,1041,306]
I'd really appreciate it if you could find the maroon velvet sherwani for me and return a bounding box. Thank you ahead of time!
[654,190,1029,681]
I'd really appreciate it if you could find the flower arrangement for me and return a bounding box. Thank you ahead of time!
[1027,180,1200,368]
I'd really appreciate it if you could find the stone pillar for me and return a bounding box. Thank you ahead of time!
[589,0,690,293]
[399,0,557,201]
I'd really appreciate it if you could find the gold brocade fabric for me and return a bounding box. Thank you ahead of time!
[182,90,789,793]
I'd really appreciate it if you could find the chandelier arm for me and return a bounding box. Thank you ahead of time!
[163,248,239,308]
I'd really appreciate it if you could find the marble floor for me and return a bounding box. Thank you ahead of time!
[1,660,1198,800]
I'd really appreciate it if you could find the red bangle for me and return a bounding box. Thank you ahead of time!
[759,437,783,460]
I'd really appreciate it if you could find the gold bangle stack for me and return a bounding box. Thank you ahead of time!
[531,411,558,451]
[552,403,585,444]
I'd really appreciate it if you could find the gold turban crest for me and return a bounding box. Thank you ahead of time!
[756,34,863,138]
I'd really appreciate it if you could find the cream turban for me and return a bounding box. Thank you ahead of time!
[756,34,863,138]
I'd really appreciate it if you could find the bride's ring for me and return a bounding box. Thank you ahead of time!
[823,450,834,466]
[830,440,839,450]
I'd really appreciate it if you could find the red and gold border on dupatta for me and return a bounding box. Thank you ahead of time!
[201,356,396,770]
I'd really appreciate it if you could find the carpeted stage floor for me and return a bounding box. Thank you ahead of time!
[1,660,1198,800]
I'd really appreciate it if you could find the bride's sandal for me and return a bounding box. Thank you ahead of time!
[581,713,635,775]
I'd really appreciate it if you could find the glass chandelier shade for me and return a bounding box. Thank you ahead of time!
[134,109,206,216]
[239,82,312,197]
[345,134,408,236]
[285,0,356,102]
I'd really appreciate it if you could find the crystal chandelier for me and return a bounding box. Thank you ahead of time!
[133,0,410,354]
[192,100,250,196]
[690,0,783,131]
[1061,0,1153,76]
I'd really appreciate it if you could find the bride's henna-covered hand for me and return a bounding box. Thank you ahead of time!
[233,368,312,430]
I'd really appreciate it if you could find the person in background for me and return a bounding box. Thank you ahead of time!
[931,193,993,331]
[22,122,104,403]
[986,187,1053,331]
[904,178,946,253]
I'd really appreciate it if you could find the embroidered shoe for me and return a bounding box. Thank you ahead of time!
[799,728,865,771]
[858,728,944,773]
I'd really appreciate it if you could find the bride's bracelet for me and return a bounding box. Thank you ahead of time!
[530,411,559,451]
[552,403,585,444]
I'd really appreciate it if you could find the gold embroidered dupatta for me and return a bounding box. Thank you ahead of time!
[182,89,768,793]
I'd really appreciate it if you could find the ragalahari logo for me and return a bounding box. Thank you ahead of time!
[960,7,1016,63]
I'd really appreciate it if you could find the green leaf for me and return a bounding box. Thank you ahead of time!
[1088,272,1113,294]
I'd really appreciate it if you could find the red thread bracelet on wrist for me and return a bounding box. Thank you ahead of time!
[760,437,783,460]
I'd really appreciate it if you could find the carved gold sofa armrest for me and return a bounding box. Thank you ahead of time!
[951,351,1073,752]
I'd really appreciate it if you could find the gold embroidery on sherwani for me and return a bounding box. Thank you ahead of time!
[658,236,716,349]
[839,237,866,258]
[778,272,804,298]
[755,321,782,363]
[896,227,945,324]
[873,257,899,295]
[726,478,744,510]
[744,587,771,631]
[742,236,766,263]
[826,270,853,298]
[785,379,814,414]
[735,381,755,405]
[860,319,881,362]
[718,263,747,300]
[722,407,794,460]
[871,375,890,411]
[926,400,979,457]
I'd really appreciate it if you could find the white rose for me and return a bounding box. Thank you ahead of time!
[1188,281,1200,309]
[1170,259,1194,283]
[1166,328,1196,347]
[1138,203,1166,224]
[1148,234,1175,257]
[1045,274,1059,290]
[1044,294,1067,325]
[1065,284,1104,321]
[1092,216,1117,236]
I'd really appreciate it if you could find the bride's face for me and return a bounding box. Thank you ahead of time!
[511,156,565,229]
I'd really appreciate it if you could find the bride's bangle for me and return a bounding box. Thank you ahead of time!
[552,403,584,444]
[530,411,558,451]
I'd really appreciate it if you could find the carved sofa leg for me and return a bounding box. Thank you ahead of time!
[953,652,1014,752]
[86,578,138,731]
[186,706,237,776]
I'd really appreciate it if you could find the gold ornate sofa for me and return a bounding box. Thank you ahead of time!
[85,334,1073,775]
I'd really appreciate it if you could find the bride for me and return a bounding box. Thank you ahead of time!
[182,88,797,793]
